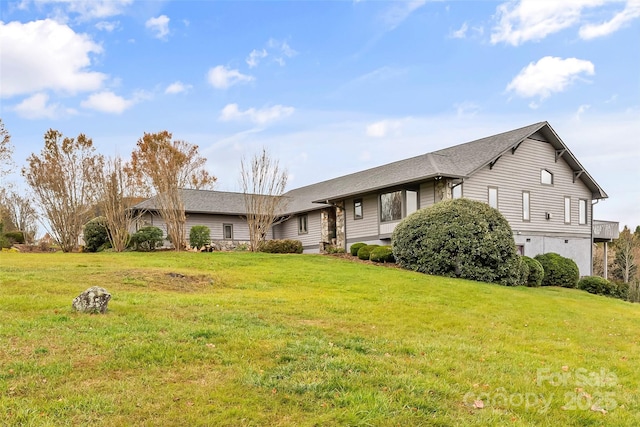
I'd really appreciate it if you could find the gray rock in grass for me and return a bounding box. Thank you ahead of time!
[72,286,111,314]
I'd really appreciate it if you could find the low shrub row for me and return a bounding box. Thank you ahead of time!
[258,239,303,254]
[349,243,395,263]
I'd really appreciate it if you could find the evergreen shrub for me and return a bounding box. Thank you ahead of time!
[258,239,303,254]
[392,198,519,286]
[189,225,211,249]
[522,256,544,287]
[534,253,579,288]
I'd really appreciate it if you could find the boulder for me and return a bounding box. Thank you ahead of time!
[72,286,111,314]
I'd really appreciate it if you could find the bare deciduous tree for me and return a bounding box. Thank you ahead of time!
[241,148,288,252]
[0,188,39,243]
[128,131,216,250]
[0,118,14,179]
[98,156,145,252]
[23,129,104,252]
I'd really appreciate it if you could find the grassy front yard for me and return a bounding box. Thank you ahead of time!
[1,251,638,426]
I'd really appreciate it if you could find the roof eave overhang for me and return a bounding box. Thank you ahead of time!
[311,173,467,204]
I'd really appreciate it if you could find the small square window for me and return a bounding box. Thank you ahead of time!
[354,199,363,220]
[298,214,308,234]
[223,224,233,240]
[541,169,553,185]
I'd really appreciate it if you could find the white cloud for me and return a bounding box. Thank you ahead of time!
[246,49,268,68]
[366,119,404,138]
[146,15,170,40]
[451,22,469,39]
[267,39,298,66]
[454,101,481,117]
[207,66,254,89]
[491,0,603,45]
[579,0,640,39]
[13,92,72,119]
[506,56,595,102]
[19,0,133,21]
[0,19,106,98]
[165,81,192,95]
[80,90,137,114]
[381,0,427,31]
[95,20,119,32]
[575,104,591,120]
[219,103,294,125]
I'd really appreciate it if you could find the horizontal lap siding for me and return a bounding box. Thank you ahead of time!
[345,194,379,241]
[273,211,322,249]
[185,214,249,241]
[419,181,435,209]
[462,138,592,237]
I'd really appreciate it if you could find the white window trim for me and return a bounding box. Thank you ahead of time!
[522,191,530,222]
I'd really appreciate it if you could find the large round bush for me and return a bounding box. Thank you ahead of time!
[534,253,579,288]
[522,256,544,287]
[391,198,519,286]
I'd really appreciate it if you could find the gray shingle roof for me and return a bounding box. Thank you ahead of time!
[133,189,247,215]
[133,121,607,215]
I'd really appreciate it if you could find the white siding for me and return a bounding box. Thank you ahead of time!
[462,138,592,237]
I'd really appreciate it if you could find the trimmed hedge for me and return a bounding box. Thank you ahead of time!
[370,246,395,263]
[522,256,544,287]
[189,225,211,249]
[130,226,164,252]
[392,198,519,286]
[258,239,303,254]
[534,253,579,288]
[350,243,367,256]
[578,276,616,296]
[357,244,379,261]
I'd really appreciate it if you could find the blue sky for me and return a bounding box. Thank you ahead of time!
[1,0,639,229]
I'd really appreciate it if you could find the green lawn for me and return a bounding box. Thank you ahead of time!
[1,251,638,426]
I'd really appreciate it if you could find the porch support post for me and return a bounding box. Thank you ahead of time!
[603,241,608,280]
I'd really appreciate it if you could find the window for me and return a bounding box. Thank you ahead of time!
[564,197,571,224]
[298,214,308,234]
[488,187,498,209]
[541,169,553,185]
[380,191,403,222]
[223,223,233,240]
[522,191,530,221]
[579,199,587,225]
[452,184,462,199]
[406,190,418,216]
[354,199,363,220]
